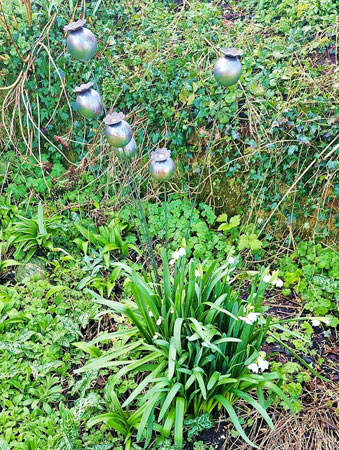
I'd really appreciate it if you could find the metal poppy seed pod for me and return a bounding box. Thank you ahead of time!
[150,148,175,182]
[104,112,133,148]
[214,48,243,87]
[113,137,137,160]
[64,19,97,61]
[74,82,103,119]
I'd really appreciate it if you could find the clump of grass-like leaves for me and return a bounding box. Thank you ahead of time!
[81,252,294,448]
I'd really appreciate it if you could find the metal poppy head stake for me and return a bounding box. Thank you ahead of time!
[214,48,243,87]
[103,112,133,148]
[113,138,138,160]
[150,148,175,182]
[74,82,103,119]
[64,19,97,61]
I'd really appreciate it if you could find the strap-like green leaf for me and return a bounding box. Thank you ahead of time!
[174,397,185,447]
[123,361,166,407]
[261,381,296,418]
[231,388,274,429]
[215,395,258,448]
[173,318,184,354]
[159,383,182,421]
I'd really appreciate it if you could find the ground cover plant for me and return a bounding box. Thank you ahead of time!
[0,0,338,449]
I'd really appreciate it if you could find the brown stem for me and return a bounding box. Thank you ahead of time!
[0,0,28,63]
[23,0,32,28]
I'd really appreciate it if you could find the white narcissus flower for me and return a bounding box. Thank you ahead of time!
[248,363,259,373]
[248,312,260,323]
[227,256,235,264]
[239,312,260,325]
[257,356,269,372]
[312,319,320,326]
[169,248,186,267]
[239,316,250,324]
[153,333,159,339]
[273,278,284,288]
[148,311,153,317]
[177,247,186,257]
[156,317,162,326]
[170,309,174,314]
[195,269,201,277]
[263,274,272,283]
[171,250,179,260]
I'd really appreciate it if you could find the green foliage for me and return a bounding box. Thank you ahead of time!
[83,253,294,448]
[185,413,214,441]
[0,0,337,231]
[0,0,338,448]
[0,276,109,448]
[270,361,310,412]
[74,218,138,267]
[280,241,339,315]
[7,203,61,261]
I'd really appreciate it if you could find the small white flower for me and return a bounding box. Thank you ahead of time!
[273,278,284,288]
[169,258,176,266]
[248,363,259,373]
[153,333,159,339]
[248,312,260,324]
[311,319,320,326]
[171,250,179,260]
[239,316,250,324]
[195,269,201,277]
[227,256,235,265]
[148,311,153,317]
[263,274,271,283]
[177,247,186,257]
[257,356,269,372]
[156,317,162,326]
[239,312,260,325]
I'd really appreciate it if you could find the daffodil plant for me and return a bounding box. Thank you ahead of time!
[79,252,296,448]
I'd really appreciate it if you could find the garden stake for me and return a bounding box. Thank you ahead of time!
[149,148,175,257]
[124,160,162,293]
[184,47,243,242]
[64,19,97,61]
[91,68,107,115]
[184,91,224,242]
[164,181,168,256]
[74,81,103,119]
